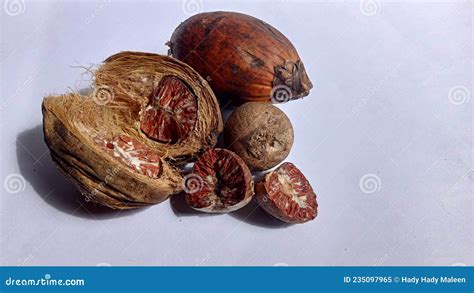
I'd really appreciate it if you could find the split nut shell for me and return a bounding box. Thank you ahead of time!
[42,52,223,209]
[184,149,254,213]
[255,162,318,223]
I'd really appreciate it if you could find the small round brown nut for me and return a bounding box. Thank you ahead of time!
[255,162,318,224]
[224,102,294,171]
[185,149,254,213]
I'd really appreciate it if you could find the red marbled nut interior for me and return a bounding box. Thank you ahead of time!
[94,134,162,178]
[186,149,249,209]
[267,163,317,222]
[140,76,197,144]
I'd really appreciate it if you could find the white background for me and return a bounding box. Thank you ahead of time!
[1,0,472,266]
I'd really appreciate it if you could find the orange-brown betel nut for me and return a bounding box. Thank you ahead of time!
[224,102,294,171]
[42,51,223,209]
[185,149,254,213]
[255,163,318,224]
[168,11,313,103]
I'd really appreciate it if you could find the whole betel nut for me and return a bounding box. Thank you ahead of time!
[255,163,318,224]
[184,149,254,213]
[42,52,223,209]
[224,102,294,171]
[168,11,313,103]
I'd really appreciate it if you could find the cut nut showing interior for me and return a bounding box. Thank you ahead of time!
[42,52,223,209]
[255,163,318,224]
[185,149,254,213]
[95,52,223,162]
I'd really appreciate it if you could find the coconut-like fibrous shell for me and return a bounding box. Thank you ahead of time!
[95,51,223,162]
[42,52,223,209]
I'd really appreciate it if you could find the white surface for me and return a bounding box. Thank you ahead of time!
[1,0,473,266]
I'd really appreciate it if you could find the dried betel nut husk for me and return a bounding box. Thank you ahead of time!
[255,163,318,223]
[168,11,313,103]
[224,102,294,171]
[42,94,183,209]
[184,149,254,213]
[42,52,223,209]
[95,51,223,163]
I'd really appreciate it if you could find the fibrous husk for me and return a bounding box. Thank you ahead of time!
[95,51,223,162]
[42,93,184,209]
[42,52,223,209]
